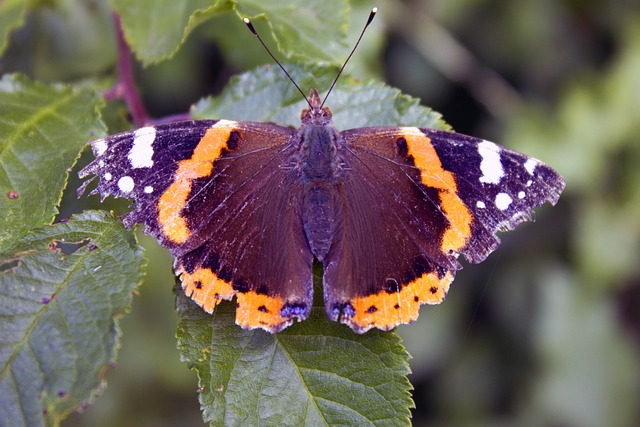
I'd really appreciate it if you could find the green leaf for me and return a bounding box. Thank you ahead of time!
[183,63,451,425]
[192,62,448,131]
[113,0,351,65]
[177,283,413,426]
[0,211,145,427]
[236,0,350,63]
[112,0,231,65]
[0,74,104,251]
[0,0,27,56]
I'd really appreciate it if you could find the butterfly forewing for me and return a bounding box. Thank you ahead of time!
[418,128,565,263]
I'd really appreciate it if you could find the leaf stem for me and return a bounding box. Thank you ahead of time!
[104,13,149,127]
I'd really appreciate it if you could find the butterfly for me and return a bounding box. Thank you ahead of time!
[78,9,565,333]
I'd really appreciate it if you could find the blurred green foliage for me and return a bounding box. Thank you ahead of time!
[1,0,639,426]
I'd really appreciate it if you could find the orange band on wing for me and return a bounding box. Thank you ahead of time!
[178,265,289,333]
[179,265,235,312]
[157,121,237,244]
[402,129,472,253]
[235,292,286,331]
[345,270,454,333]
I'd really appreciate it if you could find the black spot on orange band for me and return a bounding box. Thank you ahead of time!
[395,137,409,158]
[341,269,455,333]
[177,263,294,333]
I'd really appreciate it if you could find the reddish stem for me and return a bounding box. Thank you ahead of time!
[107,13,150,127]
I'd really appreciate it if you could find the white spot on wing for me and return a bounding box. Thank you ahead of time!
[524,158,538,175]
[128,127,156,168]
[213,119,239,128]
[104,172,112,181]
[144,186,154,194]
[118,176,134,193]
[518,191,526,199]
[476,200,486,209]
[478,140,504,184]
[495,192,513,211]
[92,139,108,156]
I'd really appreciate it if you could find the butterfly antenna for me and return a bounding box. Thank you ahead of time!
[244,17,310,106]
[320,7,377,109]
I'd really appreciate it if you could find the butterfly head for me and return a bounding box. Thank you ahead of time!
[301,89,333,126]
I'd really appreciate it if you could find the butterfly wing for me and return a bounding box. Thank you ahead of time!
[324,126,564,333]
[79,120,314,333]
[417,128,565,262]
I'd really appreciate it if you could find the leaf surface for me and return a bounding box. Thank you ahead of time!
[0,0,27,55]
[0,74,104,250]
[113,0,350,65]
[0,211,145,427]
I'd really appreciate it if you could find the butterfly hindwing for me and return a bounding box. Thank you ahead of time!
[79,120,315,332]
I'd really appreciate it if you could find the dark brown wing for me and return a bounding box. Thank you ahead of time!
[324,126,564,333]
[79,120,314,332]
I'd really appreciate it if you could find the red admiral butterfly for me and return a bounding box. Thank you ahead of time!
[79,9,565,333]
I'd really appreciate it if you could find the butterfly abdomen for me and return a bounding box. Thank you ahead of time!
[302,184,336,261]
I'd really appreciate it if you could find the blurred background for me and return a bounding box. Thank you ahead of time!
[2,0,639,426]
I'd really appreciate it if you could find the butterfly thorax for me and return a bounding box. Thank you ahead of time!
[298,89,339,180]
[299,124,339,179]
